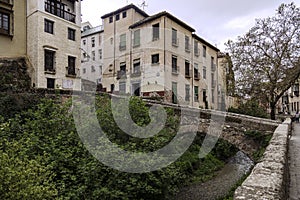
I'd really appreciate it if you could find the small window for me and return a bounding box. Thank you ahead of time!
[47,78,55,89]
[185,36,190,52]
[83,40,86,45]
[185,85,190,102]
[172,28,178,46]
[152,23,159,41]
[91,65,95,72]
[122,11,127,18]
[194,86,199,101]
[116,14,120,21]
[203,66,207,79]
[185,60,190,77]
[92,51,95,61]
[83,68,86,74]
[152,54,159,64]
[67,56,76,76]
[133,29,140,47]
[0,12,10,35]
[99,49,102,59]
[172,55,178,73]
[109,16,113,23]
[91,37,95,47]
[119,34,126,51]
[194,41,199,56]
[203,45,206,57]
[44,19,54,34]
[44,49,55,72]
[68,28,75,41]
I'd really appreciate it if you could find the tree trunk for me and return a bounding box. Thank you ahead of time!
[270,102,276,120]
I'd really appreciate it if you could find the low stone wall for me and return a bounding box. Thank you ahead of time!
[234,118,291,200]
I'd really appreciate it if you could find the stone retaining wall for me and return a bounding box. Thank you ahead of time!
[234,118,291,200]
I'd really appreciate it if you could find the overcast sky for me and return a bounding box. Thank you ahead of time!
[81,0,298,51]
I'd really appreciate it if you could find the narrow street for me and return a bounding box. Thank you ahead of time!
[289,122,300,200]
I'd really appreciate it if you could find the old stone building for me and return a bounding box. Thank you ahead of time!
[0,0,82,90]
[95,4,223,109]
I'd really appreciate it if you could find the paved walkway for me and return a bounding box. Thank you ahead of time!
[289,123,300,200]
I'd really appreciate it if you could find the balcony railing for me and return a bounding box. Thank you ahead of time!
[117,70,126,79]
[45,67,56,74]
[131,71,141,77]
[45,1,76,23]
[66,67,79,77]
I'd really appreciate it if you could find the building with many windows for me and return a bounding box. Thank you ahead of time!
[93,4,224,109]
[27,0,82,90]
[80,22,103,87]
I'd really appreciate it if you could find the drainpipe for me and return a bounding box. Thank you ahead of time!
[164,16,166,99]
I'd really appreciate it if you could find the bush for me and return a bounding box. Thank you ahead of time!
[228,100,268,118]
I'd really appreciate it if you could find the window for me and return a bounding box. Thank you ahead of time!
[132,82,140,96]
[185,36,190,52]
[99,35,102,45]
[92,51,95,61]
[185,85,190,102]
[118,62,126,79]
[119,34,126,51]
[99,49,102,59]
[203,89,207,103]
[109,16,113,23]
[47,78,55,89]
[172,55,178,73]
[194,41,199,56]
[203,66,206,79]
[44,50,55,72]
[83,40,86,45]
[67,56,76,76]
[152,23,159,41]
[185,60,190,78]
[211,56,215,71]
[111,84,115,92]
[116,14,120,21]
[83,68,86,74]
[0,11,9,35]
[212,89,215,103]
[203,45,206,57]
[194,86,199,101]
[91,37,95,47]
[172,82,177,104]
[172,28,178,46]
[122,11,127,18]
[211,73,215,87]
[44,19,54,34]
[133,29,140,47]
[194,63,199,80]
[152,54,159,65]
[68,28,75,40]
[133,59,140,74]
[119,82,126,94]
[91,65,95,72]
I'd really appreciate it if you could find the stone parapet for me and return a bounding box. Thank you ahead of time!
[234,118,291,200]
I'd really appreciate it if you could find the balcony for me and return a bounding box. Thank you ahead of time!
[117,70,126,79]
[44,67,56,74]
[172,38,179,47]
[194,73,200,80]
[66,67,79,78]
[172,67,179,75]
[185,69,192,78]
[131,71,141,77]
[45,1,76,23]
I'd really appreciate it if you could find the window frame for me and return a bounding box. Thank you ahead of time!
[44,49,55,73]
[119,33,126,51]
[133,29,140,47]
[152,23,159,41]
[44,19,54,34]
[68,27,75,41]
[151,54,159,65]
[0,11,10,35]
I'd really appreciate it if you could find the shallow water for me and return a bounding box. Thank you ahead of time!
[174,151,254,200]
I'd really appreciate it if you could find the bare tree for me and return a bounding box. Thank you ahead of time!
[226,2,300,119]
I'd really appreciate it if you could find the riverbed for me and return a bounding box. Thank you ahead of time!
[174,151,254,200]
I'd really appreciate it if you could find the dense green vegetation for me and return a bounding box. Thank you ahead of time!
[0,95,238,199]
[228,99,268,119]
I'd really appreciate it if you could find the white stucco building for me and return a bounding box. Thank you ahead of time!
[82,4,227,109]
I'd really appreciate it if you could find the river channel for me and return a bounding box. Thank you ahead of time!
[174,151,254,200]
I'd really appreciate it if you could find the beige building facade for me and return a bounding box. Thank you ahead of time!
[281,79,300,115]
[27,0,82,90]
[0,0,27,57]
[100,4,223,109]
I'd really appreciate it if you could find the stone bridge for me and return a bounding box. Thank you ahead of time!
[145,100,280,158]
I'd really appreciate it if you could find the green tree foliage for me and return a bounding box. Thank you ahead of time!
[0,96,238,199]
[228,99,268,118]
[226,2,300,119]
